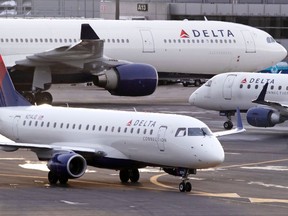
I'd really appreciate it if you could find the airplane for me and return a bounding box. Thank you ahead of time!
[0,55,245,192]
[0,18,286,104]
[189,71,288,129]
[259,61,288,74]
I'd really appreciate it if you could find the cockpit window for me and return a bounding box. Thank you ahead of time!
[188,127,212,136]
[266,37,276,43]
[205,80,212,87]
[201,127,213,136]
[175,128,186,137]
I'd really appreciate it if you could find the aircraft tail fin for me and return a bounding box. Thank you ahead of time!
[80,24,100,40]
[0,55,31,107]
[253,82,268,103]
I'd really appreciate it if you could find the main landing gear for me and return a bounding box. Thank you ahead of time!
[22,91,53,105]
[220,111,235,130]
[178,169,193,192]
[48,171,69,185]
[119,169,140,183]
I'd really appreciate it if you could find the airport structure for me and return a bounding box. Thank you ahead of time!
[0,0,287,49]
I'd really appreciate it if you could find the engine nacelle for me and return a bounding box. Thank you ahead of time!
[93,63,158,96]
[246,107,282,127]
[163,168,196,176]
[47,152,87,179]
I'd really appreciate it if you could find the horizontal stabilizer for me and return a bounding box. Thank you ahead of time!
[81,24,100,40]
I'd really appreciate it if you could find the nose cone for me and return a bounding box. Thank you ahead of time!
[188,92,197,105]
[276,43,287,62]
[209,140,225,167]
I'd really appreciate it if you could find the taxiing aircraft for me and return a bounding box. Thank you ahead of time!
[0,18,286,104]
[189,72,288,129]
[0,56,244,192]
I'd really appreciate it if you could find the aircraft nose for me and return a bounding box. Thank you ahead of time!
[208,141,225,166]
[188,92,197,105]
[276,43,287,61]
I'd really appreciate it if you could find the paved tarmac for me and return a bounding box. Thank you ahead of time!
[0,84,287,216]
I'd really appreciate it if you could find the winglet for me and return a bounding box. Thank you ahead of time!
[80,24,100,40]
[253,82,268,103]
[0,55,31,107]
[214,107,245,137]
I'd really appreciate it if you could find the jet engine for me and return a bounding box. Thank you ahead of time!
[93,63,158,96]
[47,152,87,179]
[163,168,196,176]
[246,107,283,127]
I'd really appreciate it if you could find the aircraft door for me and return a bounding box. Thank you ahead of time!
[222,74,237,100]
[12,116,21,141]
[241,30,256,53]
[157,126,167,152]
[140,29,155,53]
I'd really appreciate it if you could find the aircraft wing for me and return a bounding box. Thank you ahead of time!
[252,82,288,116]
[12,24,128,72]
[0,136,128,160]
[214,108,245,137]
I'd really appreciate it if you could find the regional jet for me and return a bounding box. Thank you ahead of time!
[189,72,288,129]
[0,56,244,192]
[0,18,286,104]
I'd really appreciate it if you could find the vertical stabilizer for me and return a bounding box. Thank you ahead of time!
[0,56,31,107]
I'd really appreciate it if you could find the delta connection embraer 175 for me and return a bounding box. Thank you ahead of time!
[0,56,244,192]
[189,72,288,129]
[0,18,286,104]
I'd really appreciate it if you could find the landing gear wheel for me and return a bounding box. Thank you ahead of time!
[35,92,53,105]
[119,169,129,183]
[185,182,192,192]
[223,121,233,130]
[59,176,69,185]
[48,171,58,185]
[22,92,35,104]
[179,182,186,192]
[129,169,140,183]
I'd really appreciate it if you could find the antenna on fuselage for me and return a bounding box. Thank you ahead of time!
[204,16,208,21]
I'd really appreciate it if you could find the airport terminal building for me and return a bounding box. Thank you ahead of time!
[1,0,287,48]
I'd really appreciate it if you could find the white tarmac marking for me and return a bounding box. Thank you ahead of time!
[60,200,88,205]
[248,181,288,189]
[241,166,288,171]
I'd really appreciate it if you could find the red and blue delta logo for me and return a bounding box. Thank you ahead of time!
[180,29,189,38]
[241,78,247,84]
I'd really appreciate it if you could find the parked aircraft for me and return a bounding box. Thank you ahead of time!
[0,55,244,192]
[189,72,288,129]
[259,61,288,74]
[0,18,286,104]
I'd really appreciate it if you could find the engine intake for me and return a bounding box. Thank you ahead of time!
[47,152,87,179]
[93,63,158,96]
[246,107,282,127]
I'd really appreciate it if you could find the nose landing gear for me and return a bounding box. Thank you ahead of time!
[178,169,195,192]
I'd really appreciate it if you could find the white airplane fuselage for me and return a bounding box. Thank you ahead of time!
[0,105,224,169]
[189,72,288,111]
[0,18,286,75]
